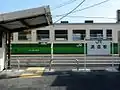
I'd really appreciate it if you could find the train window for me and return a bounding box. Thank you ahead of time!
[37,30,49,41]
[18,31,31,40]
[55,30,68,40]
[73,30,86,40]
[90,30,103,39]
[106,29,112,40]
[0,32,2,47]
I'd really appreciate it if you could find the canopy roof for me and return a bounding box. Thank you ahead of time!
[0,6,52,32]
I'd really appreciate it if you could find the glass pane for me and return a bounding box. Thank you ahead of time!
[18,31,31,40]
[106,29,112,40]
[73,30,86,40]
[90,30,103,39]
[55,30,68,40]
[37,30,49,40]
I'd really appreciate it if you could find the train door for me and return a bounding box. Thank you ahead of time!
[87,39,111,55]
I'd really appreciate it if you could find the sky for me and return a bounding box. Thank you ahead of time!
[0,0,120,23]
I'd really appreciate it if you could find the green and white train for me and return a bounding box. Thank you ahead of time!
[11,22,120,55]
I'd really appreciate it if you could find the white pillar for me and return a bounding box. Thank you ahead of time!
[103,29,106,39]
[68,29,72,42]
[50,26,54,42]
[13,33,18,42]
[113,29,118,43]
[86,29,90,39]
[31,30,36,42]
[112,29,116,43]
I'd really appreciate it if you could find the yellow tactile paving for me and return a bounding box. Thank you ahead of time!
[19,67,45,78]
[26,67,45,71]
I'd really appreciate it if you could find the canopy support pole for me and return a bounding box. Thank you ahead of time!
[7,32,11,69]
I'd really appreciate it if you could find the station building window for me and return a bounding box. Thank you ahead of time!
[73,30,86,40]
[18,31,31,40]
[37,30,49,41]
[106,29,112,40]
[55,30,68,40]
[90,30,103,39]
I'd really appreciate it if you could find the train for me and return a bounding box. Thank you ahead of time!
[11,21,120,55]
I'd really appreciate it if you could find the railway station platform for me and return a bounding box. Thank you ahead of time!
[0,66,119,79]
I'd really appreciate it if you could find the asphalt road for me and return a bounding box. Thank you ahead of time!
[0,71,120,90]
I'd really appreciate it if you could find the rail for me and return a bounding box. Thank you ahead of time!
[10,56,120,70]
[48,58,80,71]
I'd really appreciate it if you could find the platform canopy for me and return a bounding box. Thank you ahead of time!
[0,6,52,32]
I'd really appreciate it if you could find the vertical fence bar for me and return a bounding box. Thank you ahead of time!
[51,42,53,59]
[75,58,79,71]
[17,59,20,71]
[49,42,53,71]
[111,41,114,67]
[84,38,87,70]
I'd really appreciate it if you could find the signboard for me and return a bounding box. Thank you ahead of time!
[87,39,111,55]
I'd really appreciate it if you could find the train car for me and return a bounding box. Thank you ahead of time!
[11,21,120,55]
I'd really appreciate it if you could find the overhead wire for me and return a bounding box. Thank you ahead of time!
[53,0,111,17]
[54,0,86,23]
[52,0,78,10]
[73,0,111,13]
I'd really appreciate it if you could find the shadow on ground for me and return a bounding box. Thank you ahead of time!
[0,74,19,79]
[51,72,120,90]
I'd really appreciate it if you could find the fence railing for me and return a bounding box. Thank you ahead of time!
[10,55,120,71]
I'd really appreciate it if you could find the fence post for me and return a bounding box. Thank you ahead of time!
[84,38,87,70]
[49,42,53,71]
[51,42,53,59]
[111,41,114,67]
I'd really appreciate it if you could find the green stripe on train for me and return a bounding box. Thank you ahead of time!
[11,43,118,54]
